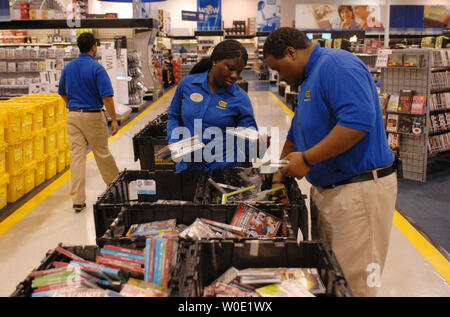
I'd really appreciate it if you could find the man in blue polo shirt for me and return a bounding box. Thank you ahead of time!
[263,28,397,297]
[58,32,119,213]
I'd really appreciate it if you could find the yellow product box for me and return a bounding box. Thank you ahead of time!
[0,143,6,178]
[23,161,37,194]
[7,167,25,203]
[65,147,70,167]
[6,138,24,174]
[0,105,22,143]
[56,121,66,151]
[0,110,7,144]
[0,102,35,139]
[9,97,49,131]
[31,93,65,123]
[45,125,57,155]
[35,156,47,187]
[23,136,34,166]
[45,151,57,180]
[57,147,66,173]
[33,128,46,161]
[0,173,9,210]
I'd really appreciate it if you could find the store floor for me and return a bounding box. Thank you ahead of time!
[0,89,449,297]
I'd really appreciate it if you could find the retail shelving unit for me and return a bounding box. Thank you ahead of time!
[194,30,224,62]
[0,18,161,111]
[224,34,257,70]
[380,48,450,182]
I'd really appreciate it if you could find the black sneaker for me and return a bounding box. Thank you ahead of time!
[73,203,86,213]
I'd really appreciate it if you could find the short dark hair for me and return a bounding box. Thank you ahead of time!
[77,32,96,53]
[263,27,311,59]
[190,39,248,75]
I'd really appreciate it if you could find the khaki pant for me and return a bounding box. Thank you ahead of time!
[67,111,119,205]
[310,171,397,297]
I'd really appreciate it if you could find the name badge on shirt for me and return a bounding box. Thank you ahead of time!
[190,93,204,102]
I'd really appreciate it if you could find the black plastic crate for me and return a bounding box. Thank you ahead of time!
[97,202,304,249]
[194,167,307,207]
[173,240,353,297]
[10,244,116,297]
[10,243,192,297]
[132,118,175,172]
[93,170,205,239]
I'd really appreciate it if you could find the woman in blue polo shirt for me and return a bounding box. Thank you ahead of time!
[166,40,258,172]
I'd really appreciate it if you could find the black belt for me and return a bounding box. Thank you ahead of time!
[321,164,396,189]
[68,108,103,113]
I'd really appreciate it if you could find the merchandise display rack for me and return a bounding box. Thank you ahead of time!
[380,48,450,182]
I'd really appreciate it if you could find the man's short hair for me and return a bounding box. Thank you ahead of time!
[263,27,311,59]
[77,32,96,53]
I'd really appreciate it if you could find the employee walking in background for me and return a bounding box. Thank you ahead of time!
[166,39,259,172]
[58,32,119,213]
[263,27,397,297]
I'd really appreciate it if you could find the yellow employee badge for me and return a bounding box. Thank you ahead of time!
[190,93,204,102]
[304,90,311,102]
[217,100,228,109]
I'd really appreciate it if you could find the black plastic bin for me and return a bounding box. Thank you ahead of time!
[10,243,192,297]
[93,169,205,239]
[132,117,175,172]
[97,201,304,249]
[194,168,307,213]
[172,239,353,297]
[10,244,119,297]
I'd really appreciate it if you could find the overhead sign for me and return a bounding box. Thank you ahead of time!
[197,0,222,31]
[182,10,206,22]
[0,0,10,21]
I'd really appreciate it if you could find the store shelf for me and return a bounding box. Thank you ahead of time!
[430,108,450,113]
[431,66,450,72]
[194,30,224,36]
[0,85,29,89]
[429,128,450,136]
[0,42,74,47]
[431,87,450,94]
[385,111,426,116]
[224,34,256,39]
[0,18,157,30]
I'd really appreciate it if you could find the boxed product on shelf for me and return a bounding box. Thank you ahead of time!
[0,62,6,73]
[0,173,9,210]
[0,48,5,59]
[8,62,16,73]
[6,49,15,59]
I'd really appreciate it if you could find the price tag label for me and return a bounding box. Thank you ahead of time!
[376,49,392,68]
[136,179,156,195]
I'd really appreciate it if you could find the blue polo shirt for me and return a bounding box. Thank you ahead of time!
[167,71,258,172]
[287,44,394,187]
[58,54,114,109]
